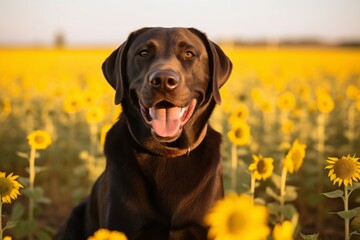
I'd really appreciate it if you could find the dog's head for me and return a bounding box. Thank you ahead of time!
[103,27,232,148]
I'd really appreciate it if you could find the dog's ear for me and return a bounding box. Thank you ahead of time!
[207,41,233,104]
[189,28,232,104]
[102,42,128,105]
[102,28,151,105]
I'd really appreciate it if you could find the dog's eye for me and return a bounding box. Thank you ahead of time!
[139,50,149,57]
[184,50,195,59]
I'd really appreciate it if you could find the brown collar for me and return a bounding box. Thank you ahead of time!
[127,123,208,158]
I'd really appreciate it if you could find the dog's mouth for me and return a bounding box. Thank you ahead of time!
[139,99,197,141]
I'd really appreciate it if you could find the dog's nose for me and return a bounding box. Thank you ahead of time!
[149,69,179,91]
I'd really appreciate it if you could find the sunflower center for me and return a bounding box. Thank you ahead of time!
[234,128,244,139]
[334,158,357,179]
[71,101,78,107]
[0,178,13,196]
[237,112,244,118]
[34,135,45,144]
[291,149,302,165]
[257,159,268,174]
[227,211,246,234]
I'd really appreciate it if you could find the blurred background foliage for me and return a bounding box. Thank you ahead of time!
[0,44,360,239]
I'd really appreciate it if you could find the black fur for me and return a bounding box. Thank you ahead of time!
[56,27,232,240]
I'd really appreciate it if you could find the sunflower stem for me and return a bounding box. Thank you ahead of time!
[250,174,256,203]
[280,167,288,221]
[317,113,326,231]
[348,103,356,148]
[28,147,36,240]
[231,143,238,191]
[0,199,3,240]
[344,185,349,240]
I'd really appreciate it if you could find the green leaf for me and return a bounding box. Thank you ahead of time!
[348,182,360,192]
[13,219,38,239]
[266,202,298,221]
[322,190,344,198]
[267,202,281,216]
[254,198,266,205]
[4,220,19,230]
[266,187,280,202]
[285,185,298,202]
[11,202,25,220]
[22,187,51,204]
[16,151,29,159]
[300,232,319,240]
[280,204,298,220]
[41,225,56,235]
[271,173,282,190]
[34,166,48,174]
[36,229,53,240]
[350,231,360,238]
[330,207,360,220]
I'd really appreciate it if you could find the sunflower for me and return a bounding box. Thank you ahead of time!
[27,130,52,150]
[325,154,360,187]
[0,97,11,118]
[278,92,296,111]
[228,103,249,124]
[82,90,99,108]
[63,92,84,114]
[88,228,128,240]
[283,140,306,174]
[317,92,335,113]
[205,193,270,240]
[258,100,275,113]
[0,172,23,204]
[346,84,359,100]
[85,107,105,124]
[281,119,294,134]
[272,220,294,240]
[248,155,274,180]
[227,121,251,146]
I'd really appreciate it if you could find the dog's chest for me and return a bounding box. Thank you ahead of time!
[137,153,207,210]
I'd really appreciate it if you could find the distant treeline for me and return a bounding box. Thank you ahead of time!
[220,39,360,48]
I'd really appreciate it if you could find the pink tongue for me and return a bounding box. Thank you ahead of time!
[151,107,181,137]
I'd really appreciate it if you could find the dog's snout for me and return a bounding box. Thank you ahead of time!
[149,69,179,91]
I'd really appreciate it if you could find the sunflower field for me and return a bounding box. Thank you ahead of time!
[0,45,360,240]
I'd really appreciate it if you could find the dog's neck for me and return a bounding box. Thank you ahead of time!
[126,121,208,158]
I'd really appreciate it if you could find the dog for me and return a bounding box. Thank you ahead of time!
[56,27,232,240]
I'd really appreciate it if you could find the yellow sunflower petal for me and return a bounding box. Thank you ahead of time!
[9,174,20,181]
[333,178,340,185]
[338,179,343,187]
[248,163,256,171]
[330,174,337,181]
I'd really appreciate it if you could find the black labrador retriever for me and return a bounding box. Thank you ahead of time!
[56,27,232,240]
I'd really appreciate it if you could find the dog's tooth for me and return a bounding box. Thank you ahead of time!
[149,108,155,120]
[179,107,186,118]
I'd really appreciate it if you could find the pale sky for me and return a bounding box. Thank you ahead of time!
[1,0,360,45]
